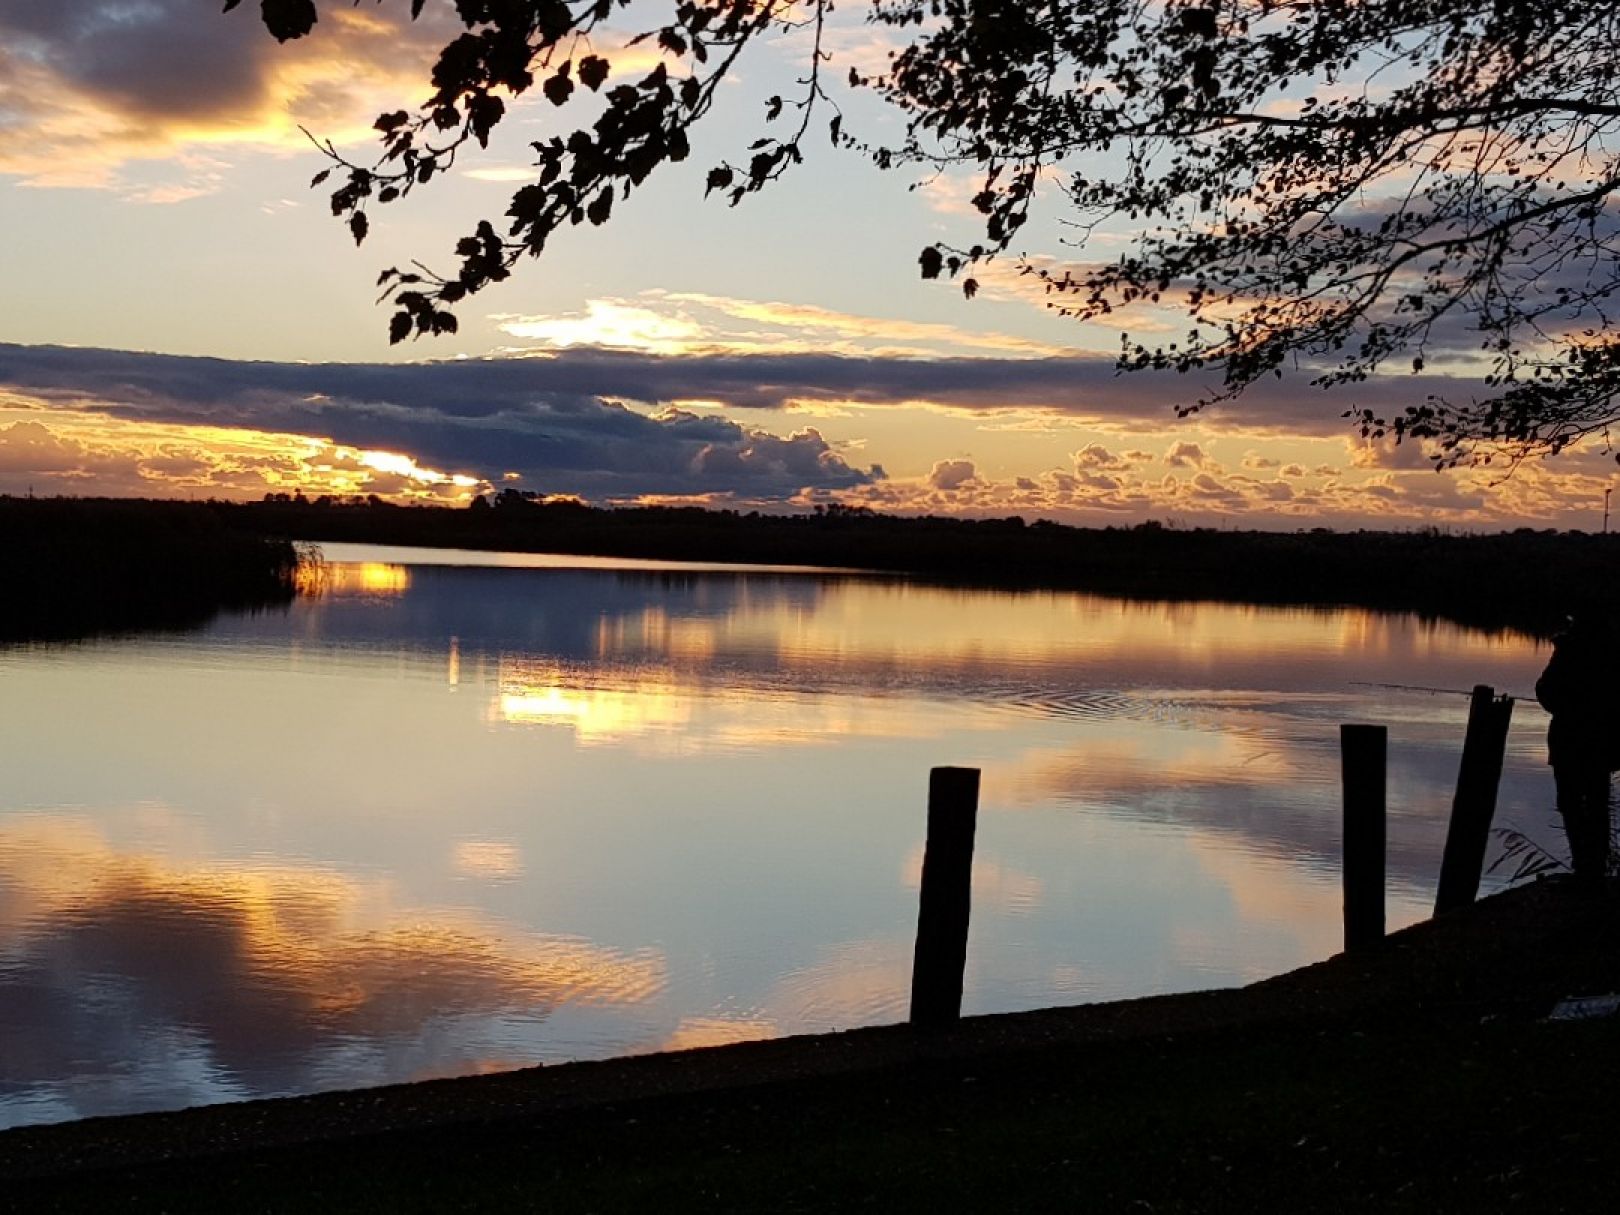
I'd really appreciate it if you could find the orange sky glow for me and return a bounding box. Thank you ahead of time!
[0,2,1613,529]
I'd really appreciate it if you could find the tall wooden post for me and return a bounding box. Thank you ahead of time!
[1434,685,1515,915]
[1341,724,1387,954]
[910,766,980,1027]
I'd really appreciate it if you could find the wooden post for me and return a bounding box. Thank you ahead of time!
[1434,685,1515,915]
[1341,724,1387,954]
[910,766,980,1027]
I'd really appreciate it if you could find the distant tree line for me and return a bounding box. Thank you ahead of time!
[11,490,1614,642]
[227,492,1617,636]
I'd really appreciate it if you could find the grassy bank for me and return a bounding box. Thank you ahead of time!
[6,880,1617,1212]
[233,497,1617,636]
[0,497,301,642]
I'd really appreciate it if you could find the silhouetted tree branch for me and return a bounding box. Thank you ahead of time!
[877,0,1620,468]
[234,1,1620,467]
[229,0,830,343]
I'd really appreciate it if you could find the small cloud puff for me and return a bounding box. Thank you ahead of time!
[1164,441,1212,469]
[928,458,978,491]
[1073,443,1131,470]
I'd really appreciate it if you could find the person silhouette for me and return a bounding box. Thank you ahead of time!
[1535,614,1618,881]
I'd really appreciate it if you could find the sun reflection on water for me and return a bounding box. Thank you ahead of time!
[493,659,693,742]
[298,561,412,597]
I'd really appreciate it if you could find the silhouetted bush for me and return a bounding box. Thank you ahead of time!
[1,497,300,642]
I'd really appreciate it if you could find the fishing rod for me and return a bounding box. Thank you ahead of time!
[1350,680,1535,701]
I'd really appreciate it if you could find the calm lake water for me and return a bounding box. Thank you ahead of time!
[0,544,1557,1128]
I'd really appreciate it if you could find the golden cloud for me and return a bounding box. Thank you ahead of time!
[810,430,1609,528]
[495,290,1082,359]
[0,398,488,502]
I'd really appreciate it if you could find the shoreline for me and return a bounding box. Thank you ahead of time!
[234,497,1620,638]
[9,493,1615,640]
[6,878,1616,1208]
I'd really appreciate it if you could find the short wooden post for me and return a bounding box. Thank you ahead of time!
[1341,724,1387,954]
[910,766,980,1027]
[1434,685,1515,915]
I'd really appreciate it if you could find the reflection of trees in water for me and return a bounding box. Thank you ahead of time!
[0,820,663,1123]
[234,566,833,661]
[219,566,1545,711]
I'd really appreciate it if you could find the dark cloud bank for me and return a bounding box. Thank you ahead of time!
[0,342,1472,499]
[0,344,894,498]
[0,0,450,121]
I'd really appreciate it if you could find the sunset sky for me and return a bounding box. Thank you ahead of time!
[1,0,1613,528]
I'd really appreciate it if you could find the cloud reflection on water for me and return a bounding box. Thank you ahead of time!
[0,817,663,1127]
[490,655,972,753]
[238,555,1560,920]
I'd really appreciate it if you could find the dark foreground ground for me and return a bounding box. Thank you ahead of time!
[4,879,1617,1213]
